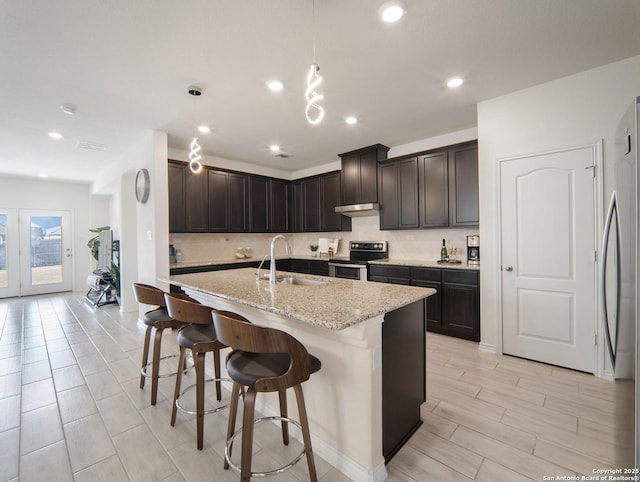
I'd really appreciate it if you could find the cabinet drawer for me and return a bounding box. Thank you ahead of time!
[370,265,411,280]
[411,267,441,282]
[443,269,478,285]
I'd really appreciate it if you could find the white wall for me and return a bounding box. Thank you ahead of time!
[0,177,104,292]
[477,55,640,353]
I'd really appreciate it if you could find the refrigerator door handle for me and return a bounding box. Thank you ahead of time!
[599,191,622,370]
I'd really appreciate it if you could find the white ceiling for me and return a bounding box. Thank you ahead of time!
[1,0,639,184]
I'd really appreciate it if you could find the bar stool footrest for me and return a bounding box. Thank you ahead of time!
[175,377,232,416]
[225,416,306,477]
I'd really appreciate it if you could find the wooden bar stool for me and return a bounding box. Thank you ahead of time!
[132,283,188,405]
[212,311,321,482]
[164,293,249,450]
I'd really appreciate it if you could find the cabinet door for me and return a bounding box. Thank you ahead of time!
[412,280,442,330]
[320,172,343,231]
[302,178,321,232]
[398,158,419,228]
[379,162,399,229]
[418,152,449,228]
[442,281,480,341]
[341,155,359,205]
[292,181,304,233]
[168,163,186,233]
[249,176,269,233]
[185,169,208,232]
[208,170,229,232]
[449,145,479,227]
[228,173,249,232]
[269,179,290,233]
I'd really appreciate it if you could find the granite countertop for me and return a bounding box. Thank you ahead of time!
[369,258,480,270]
[164,268,434,331]
[170,254,336,270]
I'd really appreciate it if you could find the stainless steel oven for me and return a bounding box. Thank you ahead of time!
[328,241,388,281]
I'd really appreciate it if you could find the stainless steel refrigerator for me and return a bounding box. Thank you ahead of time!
[600,96,639,466]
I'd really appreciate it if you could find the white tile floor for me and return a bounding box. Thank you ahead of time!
[0,292,635,481]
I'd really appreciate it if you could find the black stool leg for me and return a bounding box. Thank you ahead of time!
[140,325,152,389]
[170,345,186,426]
[241,388,257,482]
[294,384,317,482]
[194,347,205,450]
[278,388,289,445]
[150,327,164,405]
[224,381,242,470]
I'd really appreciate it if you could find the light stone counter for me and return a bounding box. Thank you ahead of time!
[170,254,335,271]
[166,267,434,331]
[370,258,480,270]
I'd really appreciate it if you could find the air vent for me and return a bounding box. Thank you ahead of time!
[275,153,290,158]
[77,140,109,152]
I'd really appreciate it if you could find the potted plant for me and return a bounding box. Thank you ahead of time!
[309,244,319,257]
[106,263,121,304]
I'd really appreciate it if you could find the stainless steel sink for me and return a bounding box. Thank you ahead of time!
[276,277,330,286]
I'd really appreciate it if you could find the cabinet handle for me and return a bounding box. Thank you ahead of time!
[504,266,513,272]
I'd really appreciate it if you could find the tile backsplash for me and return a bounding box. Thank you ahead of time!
[169,215,479,263]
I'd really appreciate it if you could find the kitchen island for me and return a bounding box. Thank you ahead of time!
[164,268,434,482]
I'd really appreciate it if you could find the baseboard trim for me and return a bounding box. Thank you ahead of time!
[478,341,497,354]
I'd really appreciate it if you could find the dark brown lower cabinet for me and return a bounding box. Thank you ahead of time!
[382,299,425,462]
[371,264,480,342]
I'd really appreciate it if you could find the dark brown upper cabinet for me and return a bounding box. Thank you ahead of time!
[168,162,187,233]
[295,171,351,233]
[249,176,269,233]
[339,144,389,205]
[418,151,449,228]
[268,178,291,233]
[448,143,479,227]
[208,170,250,233]
[379,140,478,230]
[185,167,209,233]
[379,157,420,230]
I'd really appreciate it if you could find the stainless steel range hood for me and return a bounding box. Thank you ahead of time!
[335,203,380,217]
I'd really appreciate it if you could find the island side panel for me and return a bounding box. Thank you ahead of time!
[183,289,387,482]
[382,298,426,461]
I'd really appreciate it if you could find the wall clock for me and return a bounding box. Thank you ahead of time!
[135,168,150,203]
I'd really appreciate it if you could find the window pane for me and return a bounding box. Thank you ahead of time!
[30,216,62,285]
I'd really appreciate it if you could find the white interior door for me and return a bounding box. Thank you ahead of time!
[500,145,598,373]
[8,209,74,297]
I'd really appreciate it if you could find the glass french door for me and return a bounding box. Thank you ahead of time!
[0,209,73,298]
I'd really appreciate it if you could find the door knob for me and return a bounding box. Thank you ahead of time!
[504,266,513,272]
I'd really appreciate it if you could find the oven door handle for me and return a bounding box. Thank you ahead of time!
[328,263,366,269]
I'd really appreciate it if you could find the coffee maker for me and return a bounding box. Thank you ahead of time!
[466,235,480,265]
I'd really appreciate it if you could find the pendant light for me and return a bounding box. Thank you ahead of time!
[187,86,203,174]
[305,0,324,125]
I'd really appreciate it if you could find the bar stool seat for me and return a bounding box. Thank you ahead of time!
[226,352,321,388]
[133,283,188,406]
[213,311,321,482]
[177,324,218,348]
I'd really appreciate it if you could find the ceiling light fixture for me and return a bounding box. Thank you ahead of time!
[197,125,210,134]
[378,0,407,23]
[269,144,280,152]
[187,85,204,174]
[39,173,48,178]
[447,77,464,88]
[60,103,76,115]
[267,80,284,92]
[48,131,63,139]
[305,0,324,125]
[345,116,358,125]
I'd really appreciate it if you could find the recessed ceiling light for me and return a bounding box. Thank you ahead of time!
[447,77,464,88]
[267,80,284,92]
[378,1,406,23]
[60,103,76,115]
[345,116,358,125]
[48,132,63,139]
[269,144,280,152]
[38,173,48,178]
[197,125,210,134]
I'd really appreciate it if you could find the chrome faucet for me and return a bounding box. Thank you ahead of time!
[269,234,291,284]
